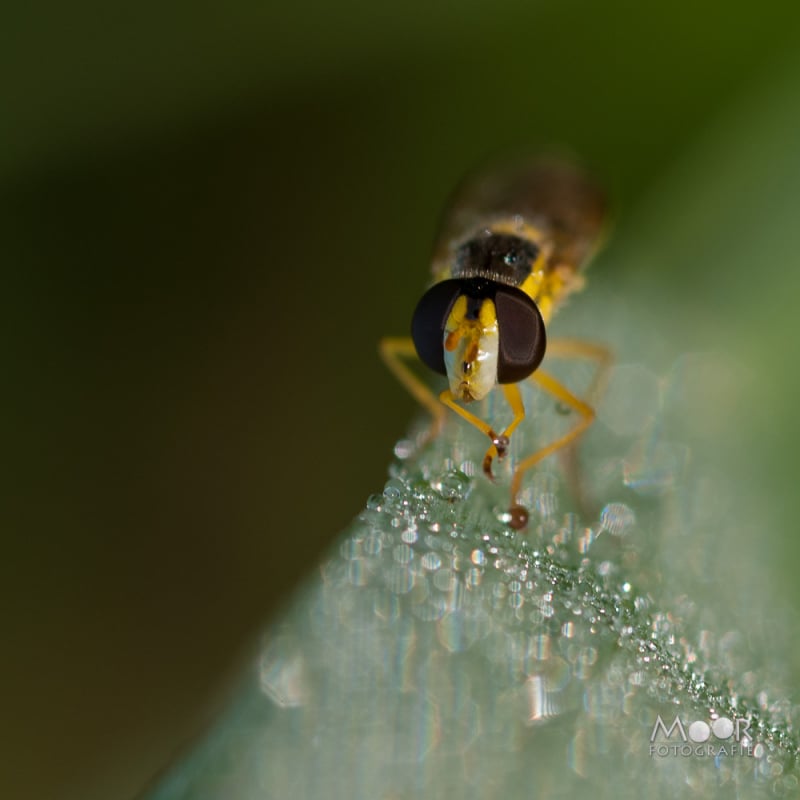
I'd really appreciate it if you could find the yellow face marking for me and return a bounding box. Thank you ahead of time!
[478,296,497,329]
[443,296,468,352]
[443,296,499,402]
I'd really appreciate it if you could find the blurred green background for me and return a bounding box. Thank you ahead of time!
[3,2,800,799]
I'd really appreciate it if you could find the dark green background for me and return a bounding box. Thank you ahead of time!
[3,3,800,799]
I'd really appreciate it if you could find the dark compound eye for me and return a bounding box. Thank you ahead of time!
[411,279,546,383]
[411,279,464,376]
[495,286,546,383]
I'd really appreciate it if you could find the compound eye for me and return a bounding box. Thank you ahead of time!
[411,279,464,376]
[495,287,546,383]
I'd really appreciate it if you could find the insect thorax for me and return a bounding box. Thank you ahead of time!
[451,231,541,289]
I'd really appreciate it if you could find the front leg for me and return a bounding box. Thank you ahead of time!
[379,336,446,447]
[439,384,526,480]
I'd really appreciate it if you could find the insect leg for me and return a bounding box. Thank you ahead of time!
[541,338,613,513]
[508,371,595,527]
[439,384,526,480]
[379,336,519,467]
[545,338,613,401]
[379,336,447,444]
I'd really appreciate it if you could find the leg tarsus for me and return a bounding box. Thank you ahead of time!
[440,388,506,481]
[481,384,525,480]
[482,445,499,481]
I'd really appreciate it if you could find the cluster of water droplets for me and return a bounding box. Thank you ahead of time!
[145,354,800,799]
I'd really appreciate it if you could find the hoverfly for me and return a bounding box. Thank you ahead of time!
[381,157,610,529]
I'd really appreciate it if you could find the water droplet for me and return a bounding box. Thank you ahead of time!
[365,493,383,511]
[385,565,413,594]
[400,527,419,544]
[383,478,405,500]
[600,503,636,535]
[471,549,486,566]
[394,439,415,459]
[393,543,413,565]
[432,470,470,500]
[421,552,442,571]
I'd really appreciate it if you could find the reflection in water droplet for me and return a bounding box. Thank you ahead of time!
[432,469,471,500]
[259,637,308,708]
[623,441,690,495]
[386,565,414,594]
[523,674,561,724]
[600,503,636,536]
[421,551,442,571]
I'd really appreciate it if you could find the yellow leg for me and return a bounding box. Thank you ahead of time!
[545,339,613,511]
[438,389,494,437]
[503,339,612,529]
[545,338,613,402]
[500,383,526,439]
[380,338,527,473]
[510,370,595,502]
[439,384,526,479]
[379,337,446,444]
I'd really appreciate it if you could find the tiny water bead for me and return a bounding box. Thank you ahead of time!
[347,470,798,773]
[204,454,799,800]
[599,503,636,536]
[431,469,471,501]
[508,504,529,529]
